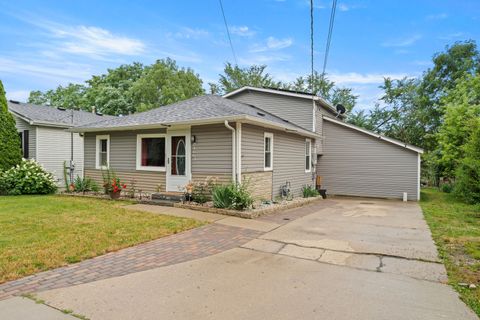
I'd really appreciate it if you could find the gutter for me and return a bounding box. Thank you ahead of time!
[224,120,236,183]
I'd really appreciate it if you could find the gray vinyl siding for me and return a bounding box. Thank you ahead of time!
[191,124,232,174]
[241,124,313,198]
[241,124,264,173]
[36,126,84,187]
[228,91,314,131]
[317,120,419,200]
[13,116,36,159]
[84,128,167,170]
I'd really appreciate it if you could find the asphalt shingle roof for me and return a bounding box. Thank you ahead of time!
[8,101,115,127]
[72,95,310,133]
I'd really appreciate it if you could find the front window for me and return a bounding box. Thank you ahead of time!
[137,134,166,171]
[96,135,110,169]
[305,139,312,172]
[264,132,273,170]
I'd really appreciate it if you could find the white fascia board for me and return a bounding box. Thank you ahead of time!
[323,116,424,154]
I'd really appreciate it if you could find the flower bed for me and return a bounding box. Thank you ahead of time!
[175,196,323,219]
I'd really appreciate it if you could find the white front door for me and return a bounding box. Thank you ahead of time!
[166,128,191,192]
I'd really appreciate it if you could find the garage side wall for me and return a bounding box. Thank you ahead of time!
[317,120,419,201]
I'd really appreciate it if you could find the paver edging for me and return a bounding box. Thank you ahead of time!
[174,196,323,219]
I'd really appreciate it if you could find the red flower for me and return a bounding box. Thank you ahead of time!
[122,184,127,189]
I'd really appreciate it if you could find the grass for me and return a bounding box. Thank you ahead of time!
[420,188,480,316]
[0,195,204,284]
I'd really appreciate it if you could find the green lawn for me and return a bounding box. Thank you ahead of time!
[421,188,480,316]
[0,195,204,284]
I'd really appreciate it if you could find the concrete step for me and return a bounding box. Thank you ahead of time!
[140,199,176,207]
[151,192,184,202]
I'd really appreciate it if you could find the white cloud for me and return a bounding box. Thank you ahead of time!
[338,3,350,11]
[250,36,293,53]
[6,90,30,102]
[438,32,466,40]
[328,71,414,85]
[230,25,255,37]
[382,34,422,47]
[172,27,209,39]
[14,16,145,59]
[239,53,291,65]
[51,25,145,57]
[0,57,92,83]
[426,13,448,20]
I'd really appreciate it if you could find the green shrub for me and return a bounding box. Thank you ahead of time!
[190,177,217,204]
[0,159,57,195]
[72,176,99,194]
[440,183,454,194]
[212,183,253,210]
[302,185,319,198]
[0,80,22,171]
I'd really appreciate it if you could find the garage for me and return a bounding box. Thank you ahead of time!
[316,117,422,201]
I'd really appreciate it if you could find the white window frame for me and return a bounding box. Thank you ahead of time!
[136,133,166,172]
[95,135,110,170]
[305,138,312,173]
[264,132,273,171]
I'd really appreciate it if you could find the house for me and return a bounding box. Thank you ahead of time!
[8,100,114,187]
[72,86,423,201]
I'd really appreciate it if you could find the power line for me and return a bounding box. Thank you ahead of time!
[322,0,338,77]
[218,0,238,65]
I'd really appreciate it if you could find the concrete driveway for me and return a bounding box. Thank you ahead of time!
[30,198,478,319]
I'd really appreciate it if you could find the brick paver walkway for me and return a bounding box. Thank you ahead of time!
[0,224,262,300]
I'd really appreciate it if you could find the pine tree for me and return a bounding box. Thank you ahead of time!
[0,80,22,171]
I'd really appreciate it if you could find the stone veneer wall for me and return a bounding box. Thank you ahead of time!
[242,171,273,200]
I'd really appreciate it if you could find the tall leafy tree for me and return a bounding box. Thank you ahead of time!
[0,80,22,170]
[209,63,284,94]
[130,58,204,112]
[436,74,480,177]
[86,62,145,115]
[290,71,358,113]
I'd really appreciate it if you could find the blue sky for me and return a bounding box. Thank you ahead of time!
[0,0,479,110]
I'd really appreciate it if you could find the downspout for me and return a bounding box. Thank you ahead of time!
[224,120,236,183]
[236,122,242,184]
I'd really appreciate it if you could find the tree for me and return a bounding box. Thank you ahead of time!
[0,80,22,171]
[130,58,204,112]
[86,62,145,115]
[418,41,480,142]
[28,84,88,110]
[209,63,284,94]
[436,74,480,177]
[290,71,358,113]
[453,118,480,204]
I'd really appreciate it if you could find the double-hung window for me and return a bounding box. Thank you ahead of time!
[96,135,110,169]
[305,139,312,172]
[136,134,166,171]
[264,132,273,171]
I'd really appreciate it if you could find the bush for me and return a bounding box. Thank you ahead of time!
[72,176,99,194]
[0,159,57,195]
[440,183,454,194]
[212,183,253,210]
[189,177,217,204]
[302,185,319,198]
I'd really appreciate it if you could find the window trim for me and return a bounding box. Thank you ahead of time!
[305,138,312,173]
[264,132,273,171]
[95,135,110,170]
[136,133,166,172]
